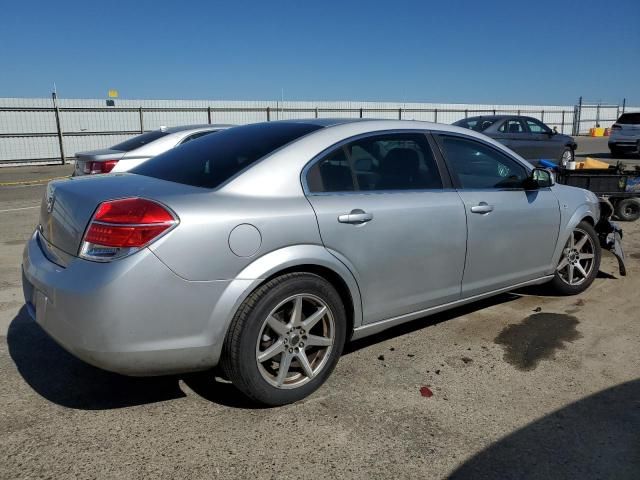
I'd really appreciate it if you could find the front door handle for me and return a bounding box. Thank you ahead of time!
[470,202,494,214]
[338,209,373,224]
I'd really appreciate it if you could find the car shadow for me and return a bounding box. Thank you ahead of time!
[449,378,640,479]
[6,306,254,410]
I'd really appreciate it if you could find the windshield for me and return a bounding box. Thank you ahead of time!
[132,122,323,189]
[111,131,170,151]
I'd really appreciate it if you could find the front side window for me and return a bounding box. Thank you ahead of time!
[525,119,551,134]
[438,135,528,189]
[307,133,442,193]
[498,119,526,134]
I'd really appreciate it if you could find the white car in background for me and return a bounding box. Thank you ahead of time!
[73,124,232,175]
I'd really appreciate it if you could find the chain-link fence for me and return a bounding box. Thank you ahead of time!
[0,97,636,165]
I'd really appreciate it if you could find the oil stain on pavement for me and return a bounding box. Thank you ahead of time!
[494,313,581,370]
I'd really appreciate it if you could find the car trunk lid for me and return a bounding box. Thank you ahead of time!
[38,173,206,259]
[74,149,126,176]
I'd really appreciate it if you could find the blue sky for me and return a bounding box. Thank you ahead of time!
[1,0,638,105]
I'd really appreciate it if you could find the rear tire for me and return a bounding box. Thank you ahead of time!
[614,198,640,222]
[609,146,624,158]
[561,147,574,166]
[222,273,346,406]
[548,221,601,295]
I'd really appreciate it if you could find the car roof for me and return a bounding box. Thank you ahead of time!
[160,124,233,133]
[461,115,540,122]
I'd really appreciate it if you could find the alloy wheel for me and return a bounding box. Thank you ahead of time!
[556,228,596,286]
[561,149,574,165]
[255,294,335,389]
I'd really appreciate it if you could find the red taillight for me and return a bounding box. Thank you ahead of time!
[83,160,119,174]
[80,198,178,261]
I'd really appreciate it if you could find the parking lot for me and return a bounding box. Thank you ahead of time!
[0,137,638,479]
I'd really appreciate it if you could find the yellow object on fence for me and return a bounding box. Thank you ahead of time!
[589,127,606,137]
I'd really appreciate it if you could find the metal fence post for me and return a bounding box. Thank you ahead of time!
[434,108,438,123]
[464,109,468,119]
[139,107,144,133]
[266,107,271,121]
[492,109,496,115]
[561,110,565,134]
[622,98,626,115]
[517,109,521,116]
[541,110,544,123]
[595,103,601,127]
[315,107,319,119]
[207,106,212,124]
[52,92,66,165]
[359,108,363,119]
[398,108,402,120]
[576,96,583,135]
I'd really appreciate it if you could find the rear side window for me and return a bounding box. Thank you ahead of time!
[133,123,322,189]
[617,113,640,125]
[438,135,527,189]
[111,131,169,151]
[307,133,442,193]
[455,118,497,132]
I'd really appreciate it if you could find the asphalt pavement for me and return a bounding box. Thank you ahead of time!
[0,137,638,479]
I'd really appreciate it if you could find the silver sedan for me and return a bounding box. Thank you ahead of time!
[73,124,231,175]
[22,119,624,405]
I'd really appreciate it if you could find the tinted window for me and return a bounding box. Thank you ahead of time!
[498,119,526,134]
[439,135,528,189]
[307,133,442,193]
[525,119,551,133]
[617,113,640,125]
[455,118,497,132]
[133,123,322,189]
[111,131,169,151]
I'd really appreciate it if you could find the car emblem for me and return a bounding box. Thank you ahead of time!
[46,186,55,213]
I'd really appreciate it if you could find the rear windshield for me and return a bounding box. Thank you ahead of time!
[111,131,169,151]
[132,122,323,189]
[454,118,498,132]
[617,113,640,125]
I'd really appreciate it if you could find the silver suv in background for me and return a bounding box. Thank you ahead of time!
[73,124,231,175]
[609,113,640,157]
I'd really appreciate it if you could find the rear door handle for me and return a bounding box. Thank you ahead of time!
[470,202,494,214]
[338,209,373,224]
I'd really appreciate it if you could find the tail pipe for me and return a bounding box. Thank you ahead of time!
[596,198,626,276]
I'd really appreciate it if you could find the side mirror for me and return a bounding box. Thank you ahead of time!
[526,168,555,189]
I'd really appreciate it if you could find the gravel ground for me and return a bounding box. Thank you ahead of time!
[0,137,638,479]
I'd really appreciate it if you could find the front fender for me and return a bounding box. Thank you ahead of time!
[203,244,363,366]
[550,203,598,271]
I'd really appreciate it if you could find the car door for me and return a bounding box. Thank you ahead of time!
[492,118,536,159]
[524,118,563,160]
[435,133,560,297]
[304,131,467,325]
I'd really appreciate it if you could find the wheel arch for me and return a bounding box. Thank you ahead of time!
[206,245,363,366]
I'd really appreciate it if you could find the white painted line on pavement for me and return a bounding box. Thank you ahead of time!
[0,205,39,213]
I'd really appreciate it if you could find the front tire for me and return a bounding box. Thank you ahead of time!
[222,273,346,406]
[548,221,601,295]
[614,198,640,222]
[609,146,624,158]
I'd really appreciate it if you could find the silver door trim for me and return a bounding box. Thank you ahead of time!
[351,275,553,340]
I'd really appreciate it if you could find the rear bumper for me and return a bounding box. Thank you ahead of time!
[22,230,247,376]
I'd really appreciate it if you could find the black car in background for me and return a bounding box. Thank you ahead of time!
[453,115,577,165]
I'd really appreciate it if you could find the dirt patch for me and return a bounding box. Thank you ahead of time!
[494,313,581,371]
